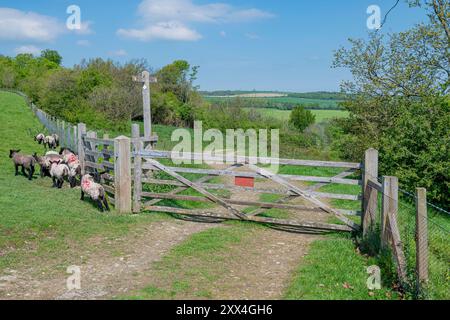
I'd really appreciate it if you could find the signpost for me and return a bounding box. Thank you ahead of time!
[133,70,157,139]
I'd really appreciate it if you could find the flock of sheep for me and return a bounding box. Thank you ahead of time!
[9,132,110,212]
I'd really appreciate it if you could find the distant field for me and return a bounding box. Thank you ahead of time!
[255,108,348,123]
[204,96,343,109]
[205,93,287,98]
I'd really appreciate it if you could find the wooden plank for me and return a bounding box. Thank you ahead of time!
[114,136,132,213]
[387,204,408,283]
[142,178,359,200]
[362,148,378,235]
[141,164,360,185]
[145,206,353,232]
[306,170,356,192]
[85,149,114,158]
[146,159,248,220]
[144,165,240,207]
[132,124,143,213]
[415,187,428,284]
[142,192,320,211]
[368,178,383,192]
[83,136,114,146]
[382,176,397,248]
[247,164,360,231]
[139,150,361,169]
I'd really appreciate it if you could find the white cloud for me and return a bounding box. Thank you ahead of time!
[0,8,63,42]
[137,0,274,23]
[109,49,128,57]
[220,30,226,37]
[118,21,201,41]
[76,40,90,46]
[118,0,274,41]
[14,45,42,55]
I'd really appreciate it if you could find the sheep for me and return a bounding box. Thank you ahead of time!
[34,133,45,145]
[52,133,60,147]
[60,148,81,188]
[44,136,57,149]
[33,152,63,178]
[49,160,69,188]
[80,174,110,212]
[9,150,35,180]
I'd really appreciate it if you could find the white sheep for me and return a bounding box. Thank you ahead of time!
[49,159,69,188]
[60,148,81,188]
[80,174,110,212]
[34,133,45,145]
[44,136,57,149]
[51,133,60,147]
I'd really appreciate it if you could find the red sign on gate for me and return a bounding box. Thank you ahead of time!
[235,176,255,188]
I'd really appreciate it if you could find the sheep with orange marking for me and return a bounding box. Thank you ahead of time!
[80,174,110,212]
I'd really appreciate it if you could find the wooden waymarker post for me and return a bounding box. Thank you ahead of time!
[133,70,157,140]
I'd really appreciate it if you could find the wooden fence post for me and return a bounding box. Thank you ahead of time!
[77,123,87,174]
[73,126,78,152]
[416,187,428,286]
[114,136,132,213]
[61,121,65,147]
[381,176,398,248]
[362,148,379,235]
[132,124,143,213]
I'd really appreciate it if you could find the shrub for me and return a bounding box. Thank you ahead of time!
[289,105,316,131]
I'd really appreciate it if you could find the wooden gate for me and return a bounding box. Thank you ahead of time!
[132,148,363,234]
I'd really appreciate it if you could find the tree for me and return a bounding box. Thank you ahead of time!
[41,49,62,66]
[332,0,450,208]
[289,105,316,131]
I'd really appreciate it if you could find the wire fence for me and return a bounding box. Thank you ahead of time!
[1,88,79,152]
[363,169,449,300]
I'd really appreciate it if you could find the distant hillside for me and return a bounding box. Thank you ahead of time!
[200,90,347,101]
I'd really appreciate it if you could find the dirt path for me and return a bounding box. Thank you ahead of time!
[209,228,318,300]
[0,219,218,300]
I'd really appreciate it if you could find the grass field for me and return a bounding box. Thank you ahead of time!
[204,96,343,109]
[254,108,348,123]
[1,90,446,300]
[0,91,169,274]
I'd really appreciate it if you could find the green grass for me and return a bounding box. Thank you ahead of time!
[122,222,262,299]
[254,108,348,123]
[284,233,398,300]
[0,91,168,272]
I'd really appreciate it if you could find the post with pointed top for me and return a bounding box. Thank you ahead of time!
[114,136,132,213]
[362,148,378,236]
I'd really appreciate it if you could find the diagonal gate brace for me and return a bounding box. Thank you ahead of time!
[248,164,360,231]
[147,159,248,220]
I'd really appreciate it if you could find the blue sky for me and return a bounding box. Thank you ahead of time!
[0,0,426,92]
